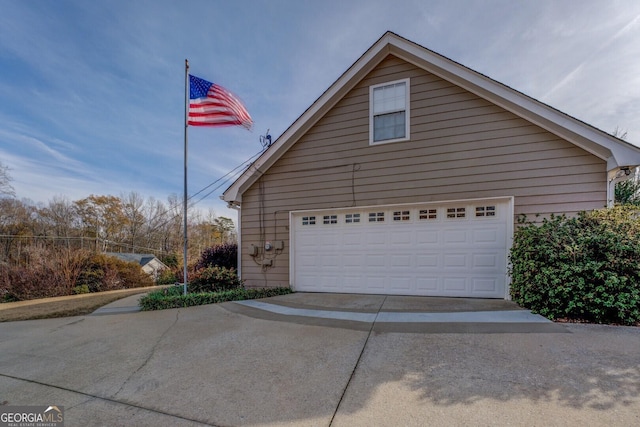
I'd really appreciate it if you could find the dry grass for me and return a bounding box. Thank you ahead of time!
[0,287,164,322]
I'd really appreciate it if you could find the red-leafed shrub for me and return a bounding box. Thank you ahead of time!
[0,249,153,302]
[196,243,237,270]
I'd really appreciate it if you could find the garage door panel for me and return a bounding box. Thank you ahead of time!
[320,254,340,268]
[443,253,468,268]
[365,254,387,268]
[472,253,498,268]
[366,233,387,245]
[473,228,500,243]
[343,232,364,246]
[417,277,439,291]
[319,276,340,288]
[292,199,510,298]
[343,254,363,267]
[416,254,439,268]
[297,274,318,290]
[443,229,468,244]
[389,231,413,245]
[366,276,386,290]
[390,254,412,268]
[416,230,439,245]
[472,277,500,293]
[443,277,467,292]
[318,233,340,247]
[296,236,317,250]
[390,277,412,291]
[344,276,362,289]
[298,254,318,268]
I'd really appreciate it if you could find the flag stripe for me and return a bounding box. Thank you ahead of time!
[188,74,253,129]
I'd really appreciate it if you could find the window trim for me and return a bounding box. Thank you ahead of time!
[369,78,410,145]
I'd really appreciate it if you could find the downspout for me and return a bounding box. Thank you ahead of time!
[227,201,242,279]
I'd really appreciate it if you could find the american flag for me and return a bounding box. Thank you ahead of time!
[188,74,253,129]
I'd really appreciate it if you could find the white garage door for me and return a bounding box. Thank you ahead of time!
[291,198,511,298]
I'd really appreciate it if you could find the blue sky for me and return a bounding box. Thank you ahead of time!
[1,0,640,222]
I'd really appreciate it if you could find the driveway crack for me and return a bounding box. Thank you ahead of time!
[112,309,181,398]
[328,296,386,426]
[0,372,216,426]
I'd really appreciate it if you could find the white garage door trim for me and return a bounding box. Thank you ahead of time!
[290,197,514,299]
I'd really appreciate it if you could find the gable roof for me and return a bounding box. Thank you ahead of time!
[222,31,640,206]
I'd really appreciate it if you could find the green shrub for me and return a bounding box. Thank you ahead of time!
[509,206,640,325]
[118,259,156,289]
[188,266,243,293]
[73,284,90,294]
[156,269,178,285]
[139,287,293,311]
[160,253,179,269]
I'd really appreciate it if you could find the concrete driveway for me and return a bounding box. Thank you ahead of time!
[1,293,639,426]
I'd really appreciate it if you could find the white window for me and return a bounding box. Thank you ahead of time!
[368,212,385,222]
[475,206,496,217]
[302,216,316,226]
[323,215,338,225]
[393,210,411,221]
[370,78,410,144]
[419,209,437,220]
[447,207,466,219]
[345,213,361,224]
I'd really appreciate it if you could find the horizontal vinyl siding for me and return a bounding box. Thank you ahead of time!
[239,55,606,288]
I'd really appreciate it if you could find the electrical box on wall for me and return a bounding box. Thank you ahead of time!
[274,240,284,250]
[249,244,259,257]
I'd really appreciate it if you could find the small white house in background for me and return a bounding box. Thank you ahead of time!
[222,31,640,299]
[106,253,168,279]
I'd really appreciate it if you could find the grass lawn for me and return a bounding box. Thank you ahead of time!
[0,287,164,322]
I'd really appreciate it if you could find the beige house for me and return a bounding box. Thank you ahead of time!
[222,32,640,299]
[106,253,168,280]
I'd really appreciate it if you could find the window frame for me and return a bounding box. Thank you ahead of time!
[369,78,410,145]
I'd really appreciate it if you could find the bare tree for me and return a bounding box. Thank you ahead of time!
[74,195,127,251]
[120,191,146,250]
[39,196,79,246]
[0,161,15,198]
[612,127,640,205]
[612,126,628,141]
[0,198,34,262]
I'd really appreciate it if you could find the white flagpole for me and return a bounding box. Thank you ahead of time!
[183,59,189,296]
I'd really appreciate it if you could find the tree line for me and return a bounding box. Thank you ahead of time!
[0,189,236,267]
[0,161,240,300]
